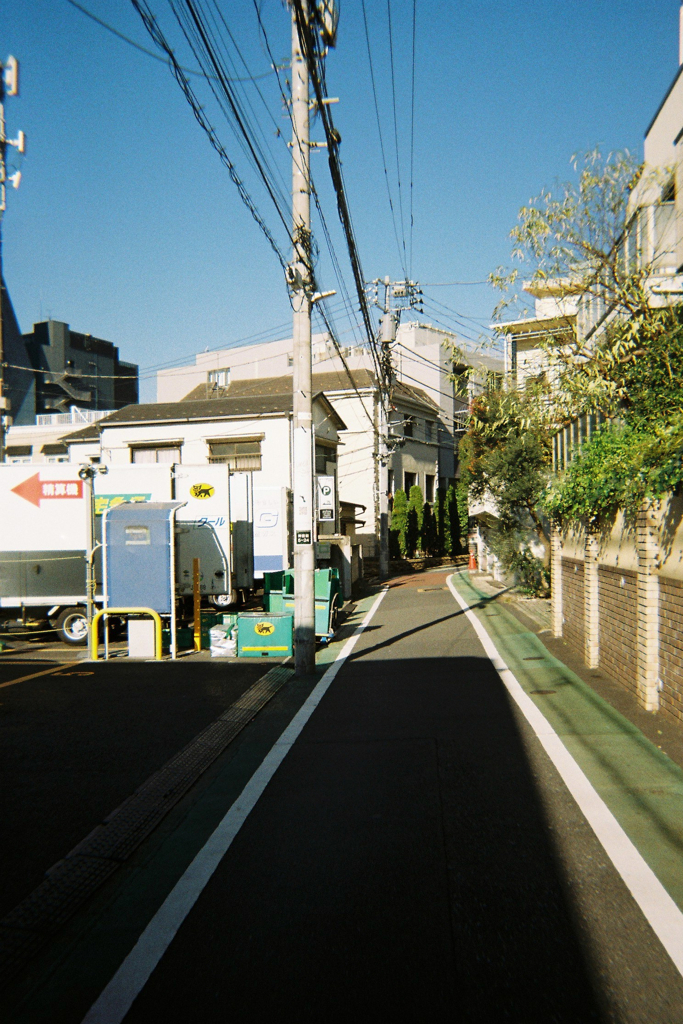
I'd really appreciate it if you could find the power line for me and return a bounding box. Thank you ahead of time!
[360,0,405,277]
[250,1,372,367]
[409,0,417,279]
[65,0,279,82]
[385,0,408,273]
[423,293,496,336]
[291,1,382,389]
[421,280,490,287]
[168,0,292,235]
[131,0,289,270]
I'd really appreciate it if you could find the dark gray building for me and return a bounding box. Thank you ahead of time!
[22,320,138,420]
[1,277,36,425]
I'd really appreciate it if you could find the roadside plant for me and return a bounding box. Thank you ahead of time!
[407,485,424,556]
[486,147,683,534]
[390,488,409,557]
[459,382,553,593]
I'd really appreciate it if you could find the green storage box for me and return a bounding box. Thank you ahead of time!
[162,626,194,651]
[237,612,293,658]
[281,568,341,639]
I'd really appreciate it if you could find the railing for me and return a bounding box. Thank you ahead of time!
[90,607,163,661]
[36,407,112,426]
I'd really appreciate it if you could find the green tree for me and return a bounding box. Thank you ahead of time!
[434,488,446,555]
[390,488,409,557]
[459,384,553,591]
[486,147,683,537]
[444,484,462,556]
[455,482,469,541]
[421,502,438,555]
[407,485,424,555]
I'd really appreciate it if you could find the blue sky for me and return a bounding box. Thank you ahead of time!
[2,1,680,400]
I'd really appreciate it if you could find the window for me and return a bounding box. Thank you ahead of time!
[6,445,32,461]
[404,471,416,493]
[208,438,262,470]
[125,525,150,546]
[424,420,434,442]
[315,444,337,475]
[131,446,181,464]
[403,415,414,438]
[425,474,435,503]
[208,369,229,388]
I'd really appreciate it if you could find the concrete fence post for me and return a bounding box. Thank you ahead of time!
[636,503,660,712]
[551,524,563,638]
[584,532,599,669]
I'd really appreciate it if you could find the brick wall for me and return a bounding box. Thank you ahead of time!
[598,566,637,692]
[561,558,585,654]
[659,576,683,724]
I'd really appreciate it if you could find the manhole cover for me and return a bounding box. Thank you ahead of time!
[530,689,556,695]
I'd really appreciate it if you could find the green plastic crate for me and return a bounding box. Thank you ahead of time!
[237,612,293,658]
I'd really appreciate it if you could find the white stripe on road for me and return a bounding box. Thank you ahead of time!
[81,588,388,1024]
[447,573,683,977]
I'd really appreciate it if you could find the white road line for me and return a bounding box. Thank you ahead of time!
[81,589,388,1024]
[447,572,683,977]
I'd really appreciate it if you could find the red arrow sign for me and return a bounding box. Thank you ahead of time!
[11,473,83,507]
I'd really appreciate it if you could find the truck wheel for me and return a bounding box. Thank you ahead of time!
[54,607,89,646]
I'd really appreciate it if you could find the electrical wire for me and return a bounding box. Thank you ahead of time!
[409,0,416,279]
[421,280,490,287]
[424,292,496,335]
[360,0,406,277]
[65,0,279,81]
[251,0,374,376]
[130,0,290,270]
[386,0,408,274]
[291,1,382,391]
[168,0,292,235]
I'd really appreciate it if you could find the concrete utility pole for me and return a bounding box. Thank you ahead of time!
[290,4,316,675]
[0,56,23,464]
[378,279,395,580]
[371,277,422,579]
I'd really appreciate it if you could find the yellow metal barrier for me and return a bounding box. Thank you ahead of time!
[90,607,163,661]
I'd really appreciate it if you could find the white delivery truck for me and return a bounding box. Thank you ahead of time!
[0,463,255,644]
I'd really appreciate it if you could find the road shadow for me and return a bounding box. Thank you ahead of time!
[124,654,613,1024]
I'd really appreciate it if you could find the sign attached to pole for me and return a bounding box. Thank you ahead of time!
[317,475,335,522]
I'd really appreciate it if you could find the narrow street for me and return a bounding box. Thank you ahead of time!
[4,569,683,1023]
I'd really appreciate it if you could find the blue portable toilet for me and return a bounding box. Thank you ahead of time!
[104,502,185,613]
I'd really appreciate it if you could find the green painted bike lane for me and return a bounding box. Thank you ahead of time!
[450,570,683,913]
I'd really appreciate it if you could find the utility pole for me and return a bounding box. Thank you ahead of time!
[0,56,23,465]
[370,277,422,579]
[290,4,315,675]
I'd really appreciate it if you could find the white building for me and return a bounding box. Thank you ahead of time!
[180,370,442,557]
[4,408,113,465]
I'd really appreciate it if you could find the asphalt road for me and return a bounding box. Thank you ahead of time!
[5,572,683,1023]
[0,657,272,917]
